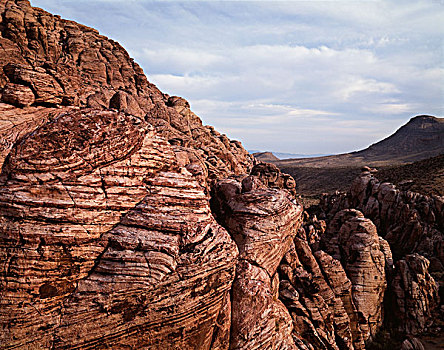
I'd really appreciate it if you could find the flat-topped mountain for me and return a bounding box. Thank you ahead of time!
[275,115,443,168]
[252,151,279,162]
[272,115,444,197]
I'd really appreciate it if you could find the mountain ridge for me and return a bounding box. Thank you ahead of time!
[273,115,443,168]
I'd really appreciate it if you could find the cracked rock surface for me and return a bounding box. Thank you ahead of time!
[0,108,239,349]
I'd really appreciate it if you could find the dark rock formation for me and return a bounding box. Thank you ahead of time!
[253,151,280,162]
[319,169,442,340]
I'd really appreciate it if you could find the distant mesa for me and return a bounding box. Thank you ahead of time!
[271,115,444,197]
[275,115,444,168]
[253,151,280,162]
[251,150,329,161]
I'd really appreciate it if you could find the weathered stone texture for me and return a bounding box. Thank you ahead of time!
[212,178,304,350]
[0,0,254,181]
[0,108,238,349]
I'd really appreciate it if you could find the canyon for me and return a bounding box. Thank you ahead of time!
[0,1,442,349]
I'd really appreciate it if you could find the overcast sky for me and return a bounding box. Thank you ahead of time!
[31,0,443,155]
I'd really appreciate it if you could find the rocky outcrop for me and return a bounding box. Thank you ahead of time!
[279,240,356,350]
[0,0,253,182]
[388,254,439,335]
[321,169,444,268]
[319,169,443,340]
[333,214,389,343]
[0,82,34,106]
[0,102,62,168]
[1,1,441,349]
[277,208,392,350]
[212,178,303,349]
[0,108,239,349]
[250,162,297,196]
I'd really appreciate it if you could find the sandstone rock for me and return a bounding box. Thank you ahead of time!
[0,108,239,349]
[0,0,253,182]
[314,251,365,350]
[401,337,425,350]
[0,102,63,168]
[1,82,35,106]
[322,172,443,267]
[109,90,145,117]
[251,162,297,196]
[388,254,439,335]
[338,216,388,342]
[212,177,303,349]
[320,172,443,324]
[3,63,65,105]
[2,1,439,349]
[231,260,296,350]
[319,210,389,343]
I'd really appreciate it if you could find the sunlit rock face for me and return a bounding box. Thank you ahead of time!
[0,1,441,350]
[0,107,239,349]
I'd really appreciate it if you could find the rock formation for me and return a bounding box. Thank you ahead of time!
[0,0,253,181]
[212,178,303,349]
[0,1,441,349]
[319,168,442,342]
[0,107,239,349]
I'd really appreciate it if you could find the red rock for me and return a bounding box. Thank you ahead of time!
[0,108,239,349]
[0,0,254,182]
[1,82,35,106]
[389,254,439,335]
[4,63,65,105]
[212,177,304,349]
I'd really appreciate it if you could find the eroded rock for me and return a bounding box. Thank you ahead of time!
[0,108,238,349]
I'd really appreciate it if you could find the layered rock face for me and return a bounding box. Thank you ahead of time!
[0,0,253,180]
[388,254,439,336]
[319,169,442,341]
[0,1,441,350]
[321,169,443,268]
[276,208,392,350]
[212,178,303,349]
[0,108,239,349]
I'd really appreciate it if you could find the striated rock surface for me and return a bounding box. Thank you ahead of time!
[334,215,388,343]
[278,207,390,349]
[1,82,35,107]
[388,254,439,335]
[400,337,425,350]
[319,170,443,341]
[212,178,304,349]
[250,162,297,196]
[0,108,239,349]
[0,0,253,182]
[321,169,444,269]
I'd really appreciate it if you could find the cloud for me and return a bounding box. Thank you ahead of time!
[30,0,443,154]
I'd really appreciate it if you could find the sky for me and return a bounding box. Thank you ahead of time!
[31,0,443,155]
